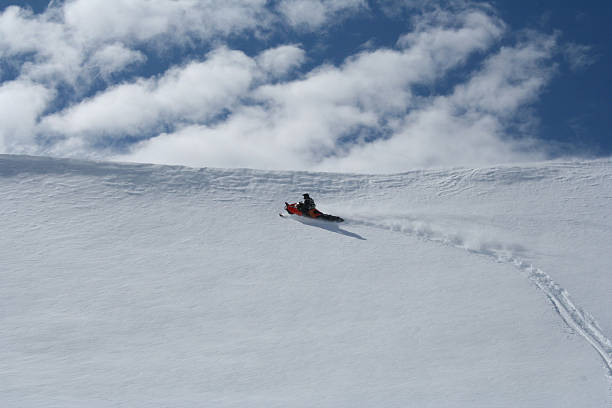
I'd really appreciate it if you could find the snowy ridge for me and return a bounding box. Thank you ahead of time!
[2,155,612,406]
[346,215,612,376]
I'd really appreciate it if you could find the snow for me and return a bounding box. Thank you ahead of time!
[1,154,611,407]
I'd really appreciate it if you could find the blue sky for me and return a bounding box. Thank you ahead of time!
[0,0,609,172]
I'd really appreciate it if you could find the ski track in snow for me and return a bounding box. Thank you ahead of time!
[346,215,612,378]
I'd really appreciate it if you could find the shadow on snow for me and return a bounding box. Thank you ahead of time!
[292,216,366,240]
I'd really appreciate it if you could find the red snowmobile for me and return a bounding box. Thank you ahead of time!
[283,202,344,222]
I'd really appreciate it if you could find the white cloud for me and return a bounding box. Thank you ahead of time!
[563,42,598,72]
[0,80,54,152]
[118,109,295,170]
[452,33,556,116]
[0,7,50,56]
[276,0,367,30]
[0,2,565,173]
[0,6,81,85]
[0,0,368,96]
[396,8,505,74]
[256,45,306,78]
[62,0,271,44]
[88,43,147,80]
[0,2,266,88]
[115,6,527,172]
[321,34,556,172]
[41,48,257,140]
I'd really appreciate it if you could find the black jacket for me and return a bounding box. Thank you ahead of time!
[303,196,315,211]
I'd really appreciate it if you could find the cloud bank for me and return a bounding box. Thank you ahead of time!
[0,0,567,172]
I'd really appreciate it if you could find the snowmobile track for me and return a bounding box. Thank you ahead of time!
[351,217,612,378]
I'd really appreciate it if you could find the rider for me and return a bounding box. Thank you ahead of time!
[299,193,316,215]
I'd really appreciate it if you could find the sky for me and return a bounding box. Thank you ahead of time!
[0,0,610,173]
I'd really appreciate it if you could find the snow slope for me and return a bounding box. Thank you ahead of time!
[1,154,611,407]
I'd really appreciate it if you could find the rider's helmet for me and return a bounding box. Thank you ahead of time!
[303,193,310,198]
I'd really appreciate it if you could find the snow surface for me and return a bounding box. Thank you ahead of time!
[1,154,611,407]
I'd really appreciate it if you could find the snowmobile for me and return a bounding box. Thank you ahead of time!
[282,202,344,222]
